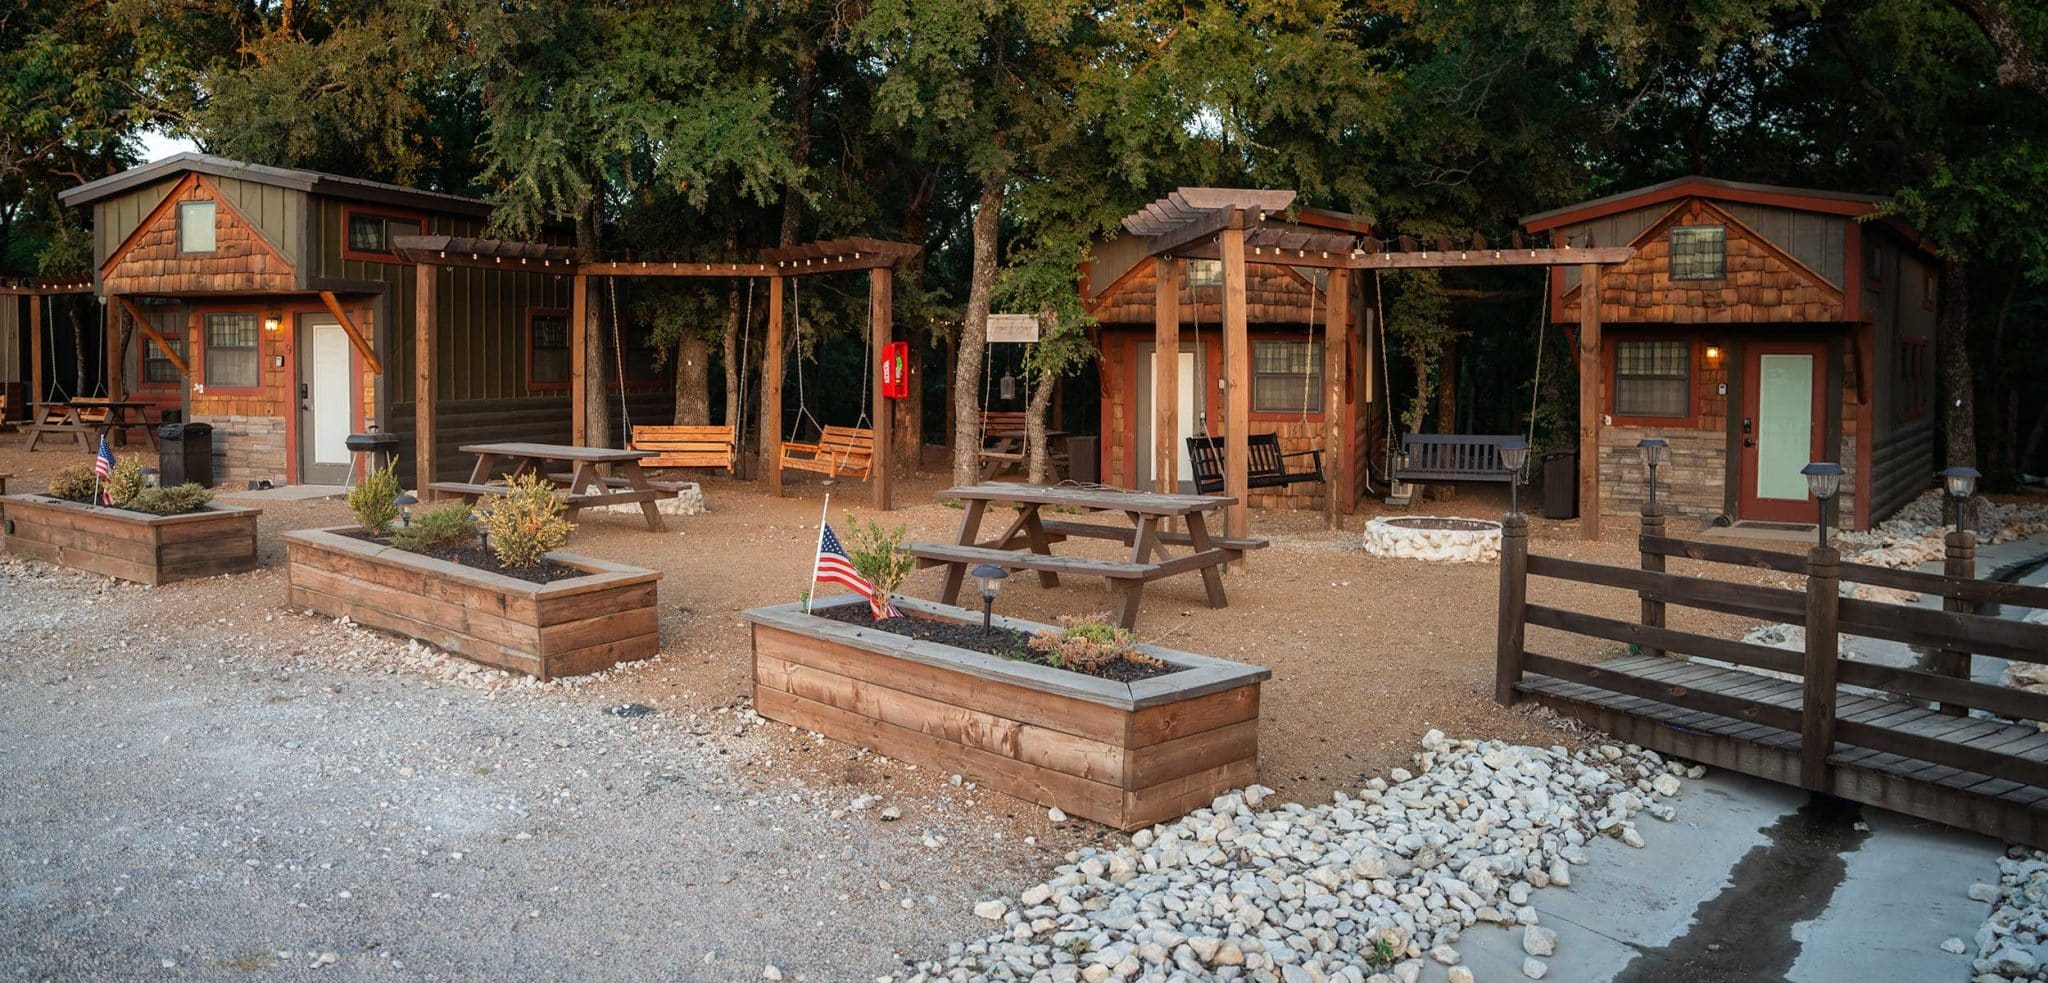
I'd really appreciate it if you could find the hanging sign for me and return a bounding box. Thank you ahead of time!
[880,341,910,399]
[986,313,1041,343]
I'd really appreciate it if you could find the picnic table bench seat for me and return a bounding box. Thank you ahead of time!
[427,479,674,510]
[904,541,1159,581]
[629,424,736,471]
[781,425,875,480]
[1033,518,1270,556]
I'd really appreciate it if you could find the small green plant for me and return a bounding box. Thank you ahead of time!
[1367,936,1399,969]
[46,464,98,503]
[125,483,213,516]
[104,459,147,507]
[347,458,403,535]
[1027,615,1161,675]
[390,504,478,553]
[843,517,915,601]
[476,472,572,568]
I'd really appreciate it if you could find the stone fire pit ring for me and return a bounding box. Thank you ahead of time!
[1362,516,1503,563]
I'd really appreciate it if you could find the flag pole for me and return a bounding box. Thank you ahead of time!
[806,492,831,614]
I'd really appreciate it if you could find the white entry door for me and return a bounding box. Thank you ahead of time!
[1138,346,1199,490]
[299,319,354,485]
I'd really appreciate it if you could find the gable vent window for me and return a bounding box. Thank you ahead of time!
[1669,225,1725,281]
[179,201,217,253]
[1186,260,1222,287]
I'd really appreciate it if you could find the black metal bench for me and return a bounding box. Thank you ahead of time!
[1392,433,1520,484]
[1186,433,1323,495]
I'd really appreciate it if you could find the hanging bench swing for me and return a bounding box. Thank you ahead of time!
[626,279,746,473]
[776,278,877,481]
[1185,266,1326,496]
[1380,268,1543,491]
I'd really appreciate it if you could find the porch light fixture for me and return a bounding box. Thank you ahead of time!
[1704,345,1723,361]
[1801,461,1845,549]
[1498,438,1530,516]
[1940,465,1980,533]
[971,563,1010,636]
[1638,438,1670,510]
[263,314,282,333]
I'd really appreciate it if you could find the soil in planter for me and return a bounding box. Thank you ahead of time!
[812,604,1179,682]
[337,530,583,585]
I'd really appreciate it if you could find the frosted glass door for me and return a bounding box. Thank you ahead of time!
[1754,354,1814,501]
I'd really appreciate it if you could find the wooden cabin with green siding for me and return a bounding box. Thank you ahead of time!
[58,154,643,487]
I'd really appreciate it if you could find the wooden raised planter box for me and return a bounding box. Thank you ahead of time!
[744,595,1270,830]
[283,527,661,681]
[2,493,260,585]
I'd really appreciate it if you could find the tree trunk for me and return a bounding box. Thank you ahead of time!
[1025,348,1057,483]
[952,176,1004,487]
[1938,262,1977,467]
[778,37,817,249]
[576,202,609,448]
[892,173,934,471]
[1435,337,1458,433]
[723,280,743,458]
[674,331,710,425]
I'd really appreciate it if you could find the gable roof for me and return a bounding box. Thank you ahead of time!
[59,152,493,218]
[1521,176,1886,231]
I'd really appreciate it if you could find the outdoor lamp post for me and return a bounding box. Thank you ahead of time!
[1499,438,1530,516]
[971,563,1010,636]
[395,492,418,528]
[1940,466,1980,534]
[1637,438,1670,511]
[1801,462,1845,549]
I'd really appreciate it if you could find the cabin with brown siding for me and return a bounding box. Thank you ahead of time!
[58,154,653,488]
[1524,177,1941,530]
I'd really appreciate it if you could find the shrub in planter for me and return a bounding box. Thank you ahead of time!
[105,460,147,507]
[842,517,914,609]
[348,458,403,535]
[1028,615,1164,674]
[46,464,97,503]
[390,504,478,553]
[125,483,214,516]
[476,472,572,568]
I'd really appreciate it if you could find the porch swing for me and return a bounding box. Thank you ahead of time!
[1185,266,1326,496]
[1383,268,1538,494]
[625,278,741,473]
[776,277,877,481]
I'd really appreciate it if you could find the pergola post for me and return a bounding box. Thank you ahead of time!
[28,292,42,414]
[870,266,894,510]
[1219,212,1251,563]
[570,273,589,446]
[414,262,438,495]
[764,275,785,496]
[1323,268,1351,530]
[1578,262,1603,541]
[106,301,123,402]
[1154,256,1181,494]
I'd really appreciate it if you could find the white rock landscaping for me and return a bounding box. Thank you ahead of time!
[913,730,1691,982]
[1969,849,2048,982]
[1362,517,1503,564]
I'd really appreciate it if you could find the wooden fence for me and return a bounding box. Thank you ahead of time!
[1495,508,2048,842]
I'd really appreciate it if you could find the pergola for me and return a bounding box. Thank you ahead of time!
[1120,188,1636,543]
[2,276,99,417]
[392,235,922,510]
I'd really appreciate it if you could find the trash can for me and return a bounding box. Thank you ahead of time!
[1542,450,1578,520]
[1065,436,1100,484]
[158,422,215,488]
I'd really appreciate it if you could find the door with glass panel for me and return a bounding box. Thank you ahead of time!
[1739,342,1826,523]
[297,316,355,486]
[1136,343,1200,492]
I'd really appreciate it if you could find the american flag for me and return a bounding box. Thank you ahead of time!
[94,436,115,504]
[814,521,901,619]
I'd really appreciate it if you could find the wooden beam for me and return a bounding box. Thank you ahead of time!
[870,267,893,510]
[1578,263,1603,541]
[105,301,122,400]
[765,276,785,495]
[570,274,588,447]
[1147,207,1246,259]
[318,291,384,375]
[414,262,438,496]
[114,297,190,378]
[1219,218,1251,566]
[1154,257,1180,494]
[1324,268,1351,530]
[1166,244,1637,271]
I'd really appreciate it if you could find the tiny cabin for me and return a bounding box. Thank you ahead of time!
[1523,177,1941,530]
[1083,207,1378,512]
[57,154,667,488]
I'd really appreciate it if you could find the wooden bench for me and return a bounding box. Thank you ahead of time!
[1186,432,1323,495]
[629,424,736,472]
[781,425,875,480]
[904,540,1226,628]
[1393,433,1519,484]
[427,480,673,511]
[1034,518,1269,561]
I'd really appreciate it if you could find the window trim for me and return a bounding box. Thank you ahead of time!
[1667,225,1726,282]
[137,313,187,391]
[198,310,266,394]
[1606,335,1700,427]
[340,204,427,264]
[178,200,218,255]
[1249,337,1325,416]
[524,307,573,392]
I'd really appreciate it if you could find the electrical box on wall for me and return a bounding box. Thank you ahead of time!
[1718,383,1728,396]
[273,355,286,368]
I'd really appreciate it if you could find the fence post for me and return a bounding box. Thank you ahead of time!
[1496,511,1530,706]
[1936,529,1978,716]
[1639,504,1666,658]
[1801,545,1841,792]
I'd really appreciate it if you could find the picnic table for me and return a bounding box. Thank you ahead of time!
[905,483,1269,629]
[427,442,680,532]
[23,399,158,452]
[979,428,1069,480]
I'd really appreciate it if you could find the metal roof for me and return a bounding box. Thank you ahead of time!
[59,152,495,218]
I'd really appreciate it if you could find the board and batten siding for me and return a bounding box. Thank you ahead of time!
[90,178,180,270]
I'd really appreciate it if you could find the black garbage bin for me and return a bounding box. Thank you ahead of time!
[158,422,215,488]
[1542,450,1578,520]
[1065,435,1100,484]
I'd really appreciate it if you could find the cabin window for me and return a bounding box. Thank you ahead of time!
[143,336,185,384]
[179,201,217,253]
[1187,260,1222,287]
[1896,337,1931,422]
[1251,340,1322,413]
[528,310,571,388]
[203,313,260,389]
[1613,340,1691,418]
[1668,226,1724,280]
[343,207,423,260]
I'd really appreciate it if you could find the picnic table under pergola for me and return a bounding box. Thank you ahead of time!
[427,442,679,532]
[22,398,159,452]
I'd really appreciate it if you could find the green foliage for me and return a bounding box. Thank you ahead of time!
[476,473,573,569]
[842,517,916,600]
[390,504,479,554]
[1027,614,1160,675]
[125,483,212,516]
[347,459,403,536]
[104,459,146,508]
[1385,270,1457,433]
[45,464,97,503]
